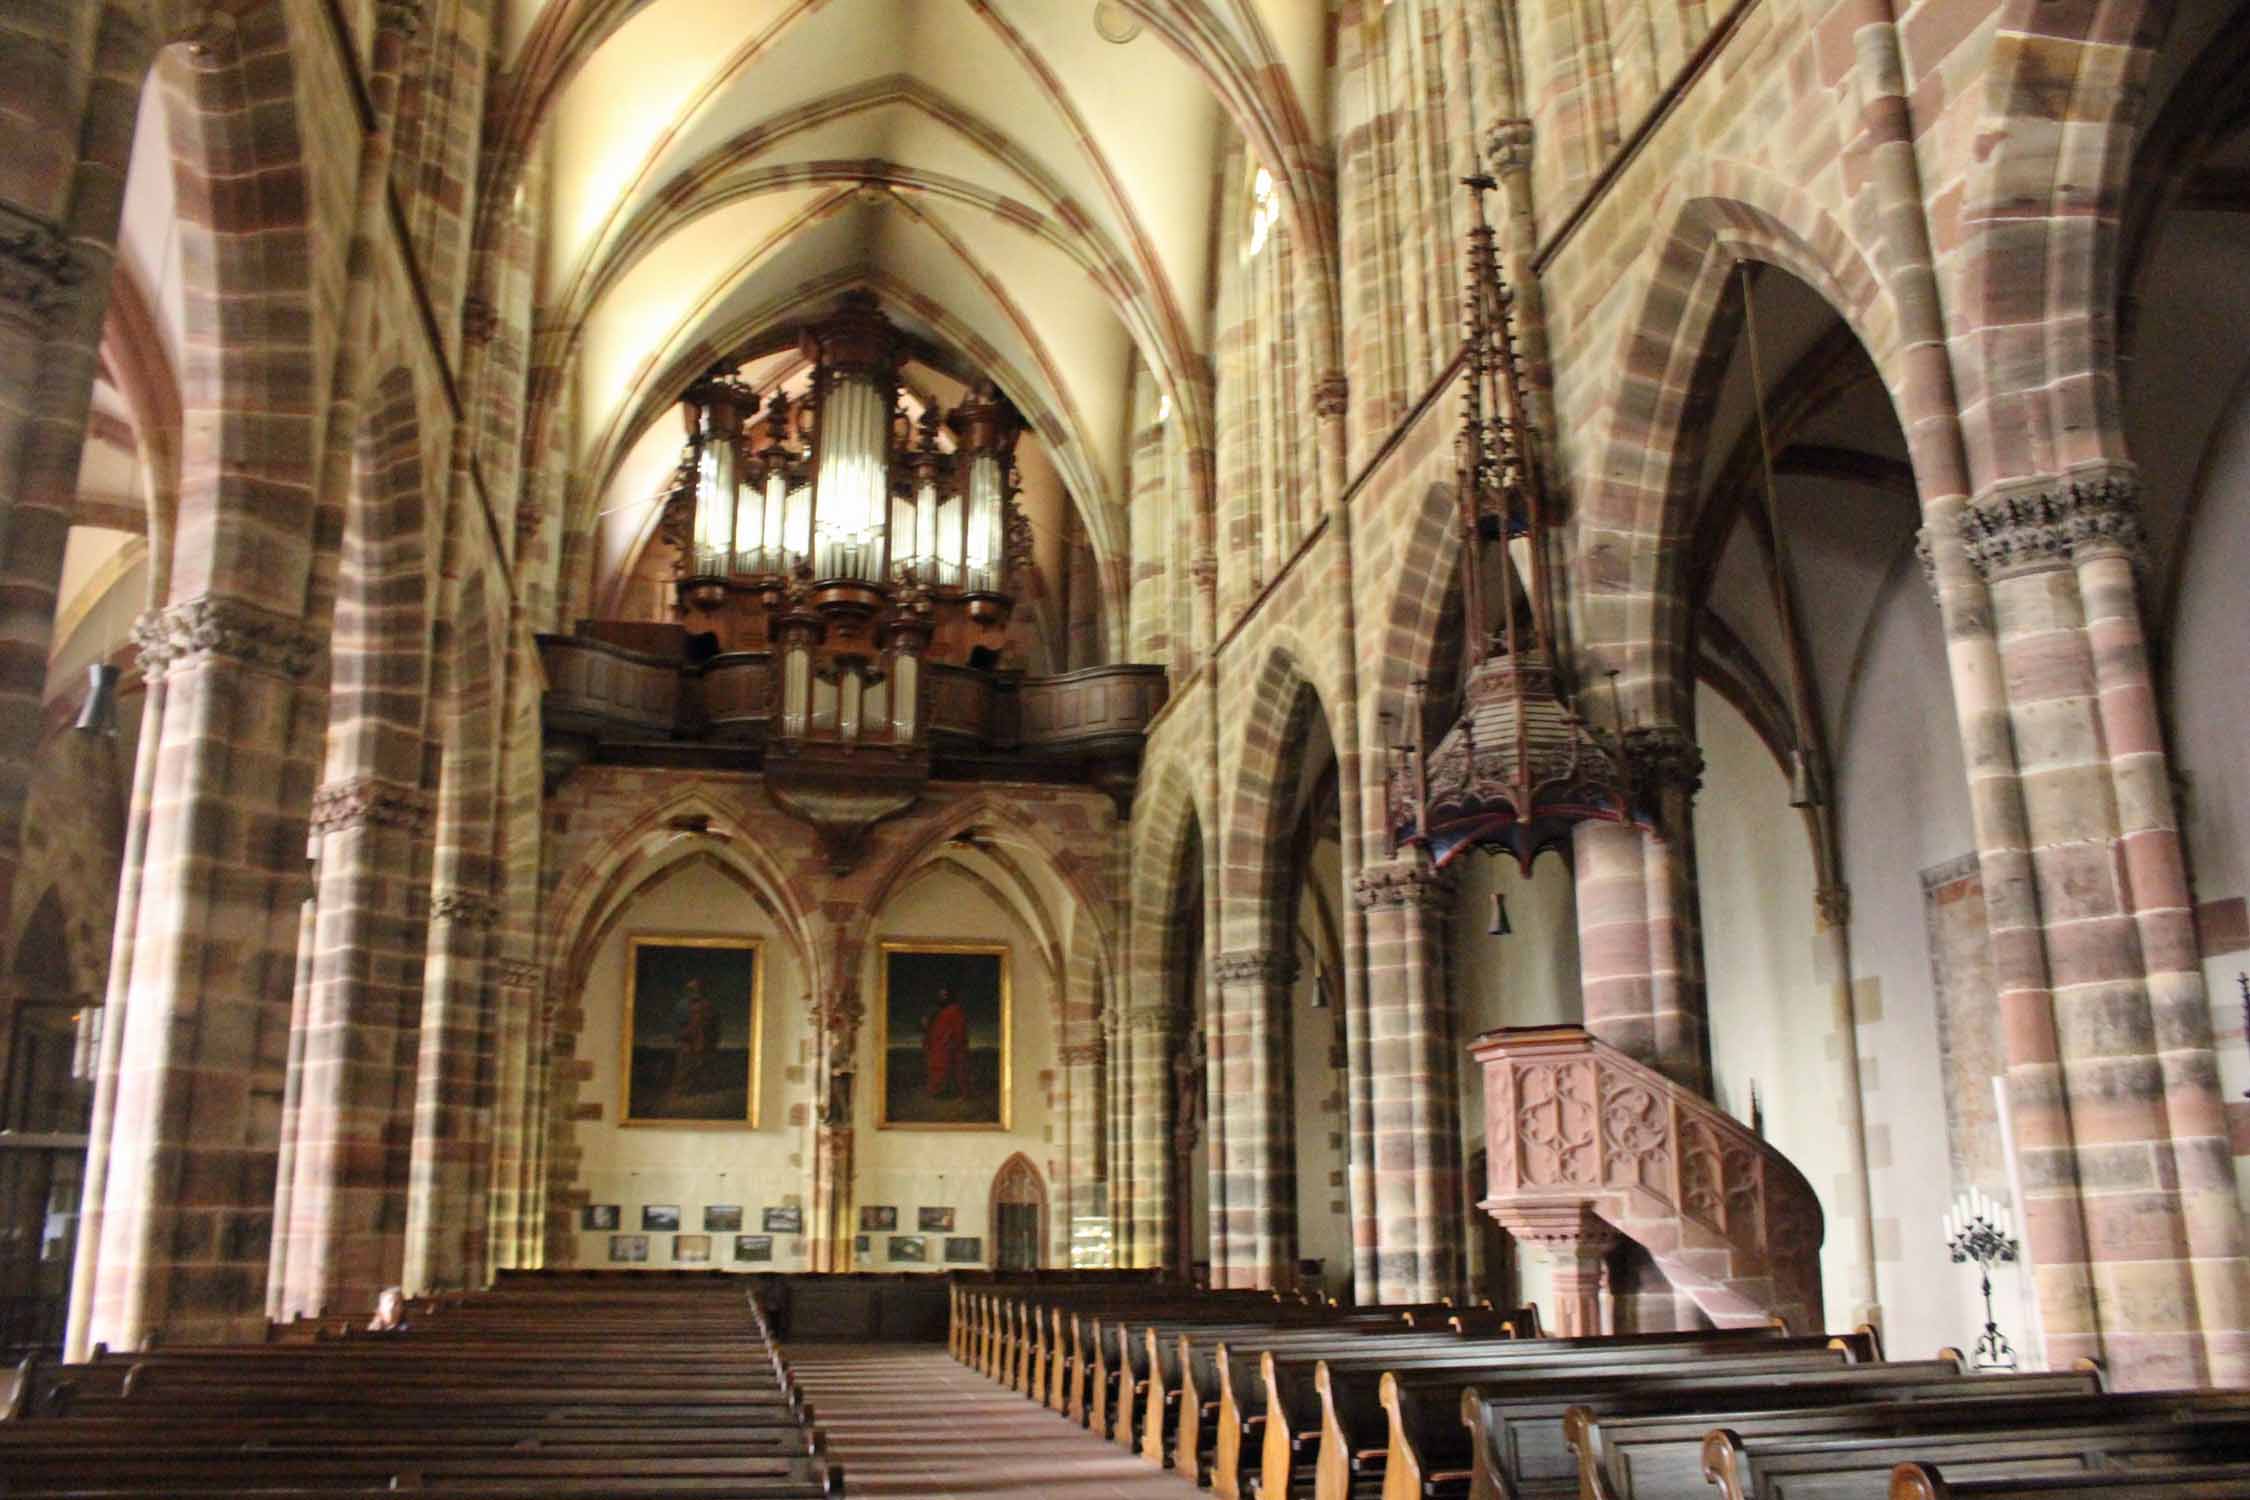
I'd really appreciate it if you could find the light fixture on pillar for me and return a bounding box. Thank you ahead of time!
[1386,178,1638,877]
[1786,748,1819,809]
[73,663,119,734]
[1487,891,1512,937]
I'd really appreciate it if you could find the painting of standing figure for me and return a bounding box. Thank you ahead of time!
[877,942,1009,1129]
[622,935,763,1126]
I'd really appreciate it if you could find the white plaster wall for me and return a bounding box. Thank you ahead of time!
[1830,578,2006,1362]
[569,858,816,1270]
[855,865,1060,1272]
[2169,365,2250,1211]
[1450,845,1580,1315]
[1695,684,1860,1332]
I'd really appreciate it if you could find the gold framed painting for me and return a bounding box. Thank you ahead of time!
[876,940,1011,1130]
[621,934,763,1127]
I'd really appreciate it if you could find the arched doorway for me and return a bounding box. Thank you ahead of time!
[990,1153,1047,1273]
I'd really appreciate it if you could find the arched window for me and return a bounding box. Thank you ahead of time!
[1245,166,1280,259]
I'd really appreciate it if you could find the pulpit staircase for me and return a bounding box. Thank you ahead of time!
[1469,1024,1824,1335]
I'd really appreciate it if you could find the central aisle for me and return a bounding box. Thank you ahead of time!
[785,1344,1199,1498]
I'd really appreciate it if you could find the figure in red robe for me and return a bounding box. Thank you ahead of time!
[921,988,970,1099]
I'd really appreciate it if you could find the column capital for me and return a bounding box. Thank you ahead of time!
[373,0,425,40]
[431,888,499,928]
[496,958,542,988]
[1121,1004,1171,1037]
[459,294,500,346]
[1485,118,1536,177]
[133,597,323,682]
[311,775,434,835]
[1961,462,2145,580]
[1209,949,1299,987]
[1621,723,1703,801]
[1311,372,1349,420]
[1351,856,1454,912]
[0,203,85,337]
[1058,1041,1106,1067]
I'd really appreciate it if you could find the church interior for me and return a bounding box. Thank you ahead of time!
[4,0,2250,1487]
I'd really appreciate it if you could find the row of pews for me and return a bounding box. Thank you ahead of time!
[949,1279,2250,1500]
[1,1270,842,1497]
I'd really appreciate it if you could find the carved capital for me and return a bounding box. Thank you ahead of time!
[1057,1042,1106,1067]
[374,0,424,40]
[431,887,499,927]
[497,958,542,988]
[132,597,322,682]
[310,776,434,835]
[1121,1005,1170,1038]
[1189,553,1218,592]
[0,204,85,337]
[1351,857,1453,913]
[1485,118,1536,177]
[1209,949,1300,987]
[1621,724,1703,801]
[1492,1201,1616,1253]
[1311,373,1349,420]
[459,294,499,346]
[1914,524,1939,598]
[1961,464,2145,579]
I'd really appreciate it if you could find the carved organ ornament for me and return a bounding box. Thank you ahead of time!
[1386,180,1642,876]
[661,292,1029,744]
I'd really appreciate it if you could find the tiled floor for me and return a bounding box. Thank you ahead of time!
[786,1343,1199,1497]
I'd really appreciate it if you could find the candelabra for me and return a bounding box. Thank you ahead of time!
[1943,1188,2019,1369]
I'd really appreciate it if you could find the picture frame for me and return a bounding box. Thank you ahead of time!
[734,1234,774,1263]
[945,1236,983,1263]
[889,1234,928,1263]
[581,1204,620,1231]
[622,934,763,1127]
[704,1205,742,1232]
[877,941,1011,1130]
[673,1233,712,1264]
[853,1234,871,1255]
[918,1206,955,1232]
[762,1205,803,1234]
[859,1205,898,1232]
[642,1205,680,1231]
[608,1234,649,1263]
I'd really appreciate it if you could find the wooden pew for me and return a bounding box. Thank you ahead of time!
[1436,1364,2102,1500]
[1701,1407,2250,1500]
[1889,1461,2250,1500]
[1254,1330,1859,1500]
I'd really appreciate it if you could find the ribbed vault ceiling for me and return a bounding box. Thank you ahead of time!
[501,0,1335,631]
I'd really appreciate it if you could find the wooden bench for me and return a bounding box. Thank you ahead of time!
[1701,1408,2250,1500]
[1889,1461,2250,1500]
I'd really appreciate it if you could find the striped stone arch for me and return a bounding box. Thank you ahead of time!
[1956,0,2173,489]
[1220,639,1338,956]
[1571,161,1902,732]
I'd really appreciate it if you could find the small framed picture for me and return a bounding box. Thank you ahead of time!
[889,1234,927,1263]
[703,1205,742,1232]
[582,1204,620,1231]
[673,1233,712,1264]
[609,1234,649,1263]
[859,1205,898,1232]
[642,1205,680,1231]
[734,1234,774,1263]
[945,1236,983,1263]
[762,1206,803,1234]
[918,1206,955,1233]
[853,1234,871,1254]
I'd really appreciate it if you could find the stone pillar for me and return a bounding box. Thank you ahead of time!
[1573,730,1709,1096]
[272,774,434,1319]
[486,956,540,1269]
[403,883,498,1292]
[1209,949,1297,1289]
[1057,1036,1105,1264]
[808,983,861,1273]
[1501,1204,1616,1338]
[1353,854,1464,1303]
[72,599,322,1354]
[1961,466,2250,1388]
[1119,1004,1172,1270]
[0,208,101,939]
